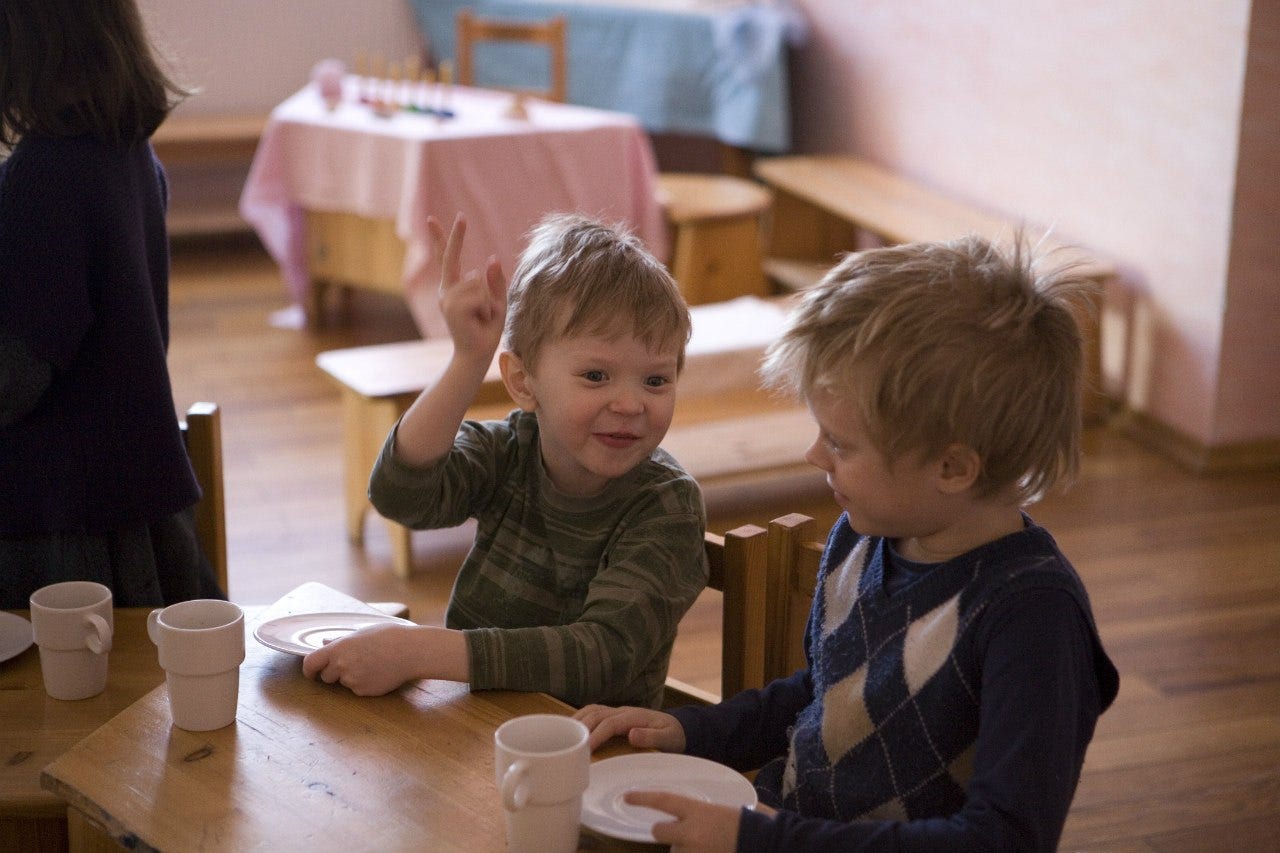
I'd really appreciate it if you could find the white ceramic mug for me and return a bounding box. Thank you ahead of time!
[29,581,114,700]
[494,714,590,853]
[148,599,245,731]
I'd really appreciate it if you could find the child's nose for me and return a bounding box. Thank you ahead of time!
[803,439,829,470]
[609,387,644,414]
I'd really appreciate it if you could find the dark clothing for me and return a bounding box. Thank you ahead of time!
[672,513,1119,852]
[0,133,214,608]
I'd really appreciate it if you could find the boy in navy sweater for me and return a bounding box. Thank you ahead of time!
[577,235,1120,852]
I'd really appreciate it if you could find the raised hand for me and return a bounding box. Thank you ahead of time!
[428,214,507,364]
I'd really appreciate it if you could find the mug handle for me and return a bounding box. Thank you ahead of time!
[500,760,532,811]
[147,608,164,646]
[83,613,113,655]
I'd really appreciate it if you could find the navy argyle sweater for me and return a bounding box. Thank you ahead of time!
[673,514,1118,851]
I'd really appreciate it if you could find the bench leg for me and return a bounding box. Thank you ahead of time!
[388,522,414,579]
[339,389,367,545]
[339,390,417,575]
[339,388,401,546]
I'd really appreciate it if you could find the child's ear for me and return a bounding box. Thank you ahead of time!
[499,351,538,411]
[936,443,982,494]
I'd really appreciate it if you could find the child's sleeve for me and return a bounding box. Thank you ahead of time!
[670,668,813,772]
[367,416,506,530]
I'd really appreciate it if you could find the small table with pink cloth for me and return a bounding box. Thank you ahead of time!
[239,78,668,334]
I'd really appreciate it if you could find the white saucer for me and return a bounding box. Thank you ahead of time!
[580,753,757,843]
[253,612,415,656]
[0,611,34,664]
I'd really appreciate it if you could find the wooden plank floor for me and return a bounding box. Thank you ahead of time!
[167,236,1280,852]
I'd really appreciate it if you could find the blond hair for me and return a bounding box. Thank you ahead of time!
[761,235,1096,504]
[504,213,691,371]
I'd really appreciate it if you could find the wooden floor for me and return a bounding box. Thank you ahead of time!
[167,236,1280,853]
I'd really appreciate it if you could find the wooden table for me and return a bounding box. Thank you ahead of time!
[1,608,165,853]
[39,583,649,852]
[239,79,667,331]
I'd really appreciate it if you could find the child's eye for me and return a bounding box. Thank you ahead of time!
[581,370,607,383]
[644,375,671,388]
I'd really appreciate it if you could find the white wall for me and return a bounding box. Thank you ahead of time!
[139,0,421,117]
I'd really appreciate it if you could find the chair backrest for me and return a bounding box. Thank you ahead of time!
[180,401,228,594]
[663,523,768,707]
[764,513,823,682]
[455,10,568,103]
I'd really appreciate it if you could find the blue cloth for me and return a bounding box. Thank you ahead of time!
[407,0,792,152]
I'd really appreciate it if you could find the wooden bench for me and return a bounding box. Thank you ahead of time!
[151,113,266,166]
[316,297,818,578]
[753,155,1116,422]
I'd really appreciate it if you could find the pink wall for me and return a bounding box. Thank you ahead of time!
[789,0,1278,447]
[1218,2,1280,444]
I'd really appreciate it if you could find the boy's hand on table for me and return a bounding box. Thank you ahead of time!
[622,791,741,853]
[302,623,468,696]
[574,704,686,753]
[302,622,419,696]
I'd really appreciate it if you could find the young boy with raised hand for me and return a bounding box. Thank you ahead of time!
[575,235,1120,851]
[304,213,708,708]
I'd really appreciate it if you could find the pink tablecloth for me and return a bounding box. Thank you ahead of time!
[239,78,667,335]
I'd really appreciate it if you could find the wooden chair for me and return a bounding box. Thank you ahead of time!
[180,401,228,595]
[656,173,773,305]
[663,524,768,707]
[763,513,824,682]
[455,10,568,103]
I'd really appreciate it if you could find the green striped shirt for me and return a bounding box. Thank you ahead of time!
[369,410,708,707]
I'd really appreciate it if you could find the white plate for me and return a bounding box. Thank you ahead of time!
[0,611,34,664]
[253,612,414,656]
[581,753,757,843]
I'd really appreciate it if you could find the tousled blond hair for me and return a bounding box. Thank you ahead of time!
[503,213,692,372]
[760,234,1096,504]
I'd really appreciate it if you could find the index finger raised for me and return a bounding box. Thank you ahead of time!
[440,213,467,287]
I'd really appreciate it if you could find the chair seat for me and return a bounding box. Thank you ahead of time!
[657,173,772,223]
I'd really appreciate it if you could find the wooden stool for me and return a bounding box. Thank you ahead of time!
[656,173,772,305]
